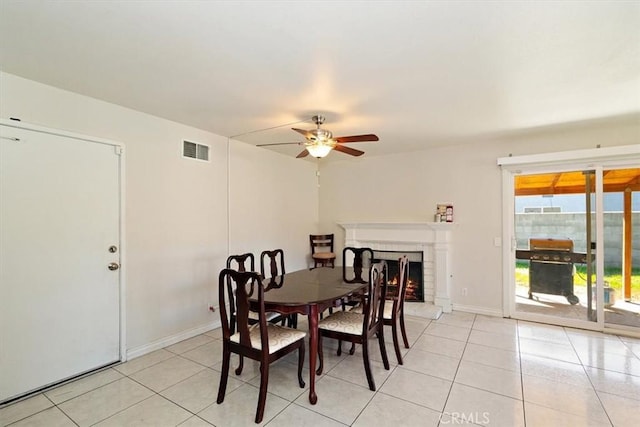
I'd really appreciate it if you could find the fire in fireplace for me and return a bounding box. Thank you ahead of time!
[372,250,424,302]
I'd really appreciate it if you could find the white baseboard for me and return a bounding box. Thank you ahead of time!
[451,304,504,318]
[126,319,221,361]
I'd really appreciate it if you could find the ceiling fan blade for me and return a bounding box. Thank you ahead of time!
[334,144,364,157]
[333,134,379,143]
[296,149,310,158]
[292,128,314,139]
[256,142,302,147]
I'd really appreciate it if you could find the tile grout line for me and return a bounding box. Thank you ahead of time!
[348,318,432,425]
[565,326,616,427]
[517,319,527,427]
[436,314,474,425]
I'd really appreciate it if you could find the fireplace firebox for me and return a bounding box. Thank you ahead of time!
[372,250,424,302]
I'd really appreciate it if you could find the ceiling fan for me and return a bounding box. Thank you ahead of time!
[257,115,379,158]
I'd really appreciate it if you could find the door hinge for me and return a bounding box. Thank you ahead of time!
[114,146,123,155]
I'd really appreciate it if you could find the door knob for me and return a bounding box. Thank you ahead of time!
[108,262,120,271]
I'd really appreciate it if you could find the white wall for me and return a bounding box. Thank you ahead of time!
[0,72,319,356]
[228,139,319,272]
[319,114,640,315]
[2,70,636,350]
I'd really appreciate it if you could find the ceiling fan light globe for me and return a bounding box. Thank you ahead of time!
[306,144,333,158]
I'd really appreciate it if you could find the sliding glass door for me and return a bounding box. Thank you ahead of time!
[601,167,640,331]
[512,169,599,327]
[502,155,640,334]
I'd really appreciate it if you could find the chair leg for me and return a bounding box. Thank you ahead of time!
[337,340,342,356]
[230,316,236,336]
[235,355,244,375]
[400,311,410,348]
[297,344,306,387]
[362,339,376,391]
[349,342,356,355]
[391,321,403,365]
[255,362,269,424]
[316,335,324,375]
[289,314,297,329]
[217,347,230,404]
[377,326,390,370]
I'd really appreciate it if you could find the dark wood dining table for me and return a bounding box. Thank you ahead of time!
[257,267,367,404]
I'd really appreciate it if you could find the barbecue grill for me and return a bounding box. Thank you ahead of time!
[516,238,589,305]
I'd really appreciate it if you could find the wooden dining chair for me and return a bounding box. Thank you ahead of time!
[338,247,374,354]
[310,234,336,268]
[316,261,390,391]
[384,256,410,365]
[342,247,374,284]
[225,253,255,334]
[227,253,283,331]
[260,249,295,327]
[259,249,285,283]
[217,269,306,424]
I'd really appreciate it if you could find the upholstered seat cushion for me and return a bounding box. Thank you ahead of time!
[349,301,394,319]
[349,304,363,314]
[318,311,363,335]
[383,300,395,320]
[230,324,306,353]
[225,300,282,323]
[312,252,336,260]
[248,310,281,322]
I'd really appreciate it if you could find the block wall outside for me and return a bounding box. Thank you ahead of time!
[515,212,640,268]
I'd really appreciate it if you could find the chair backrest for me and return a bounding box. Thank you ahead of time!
[225,253,255,332]
[310,234,334,255]
[226,253,255,272]
[363,261,387,335]
[218,268,269,350]
[260,249,285,287]
[389,256,409,315]
[343,247,374,283]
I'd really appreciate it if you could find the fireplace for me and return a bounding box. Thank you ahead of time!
[339,221,455,319]
[372,250,424,302]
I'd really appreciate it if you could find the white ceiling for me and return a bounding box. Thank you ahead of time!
[1,1,638,160]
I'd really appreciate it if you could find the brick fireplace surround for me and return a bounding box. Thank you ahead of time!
[339,222,455,320]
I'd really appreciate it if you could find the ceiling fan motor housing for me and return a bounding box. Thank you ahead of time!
[309,128,333,143]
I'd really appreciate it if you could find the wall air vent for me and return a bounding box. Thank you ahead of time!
[182,140,209,162]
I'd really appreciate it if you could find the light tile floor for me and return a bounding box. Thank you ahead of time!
[2,312,640,426]
[515,284,640,329]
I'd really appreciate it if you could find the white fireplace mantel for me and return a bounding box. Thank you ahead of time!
[338,221,455,318]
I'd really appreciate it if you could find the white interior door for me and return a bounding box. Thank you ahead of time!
[0,122,122,402]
